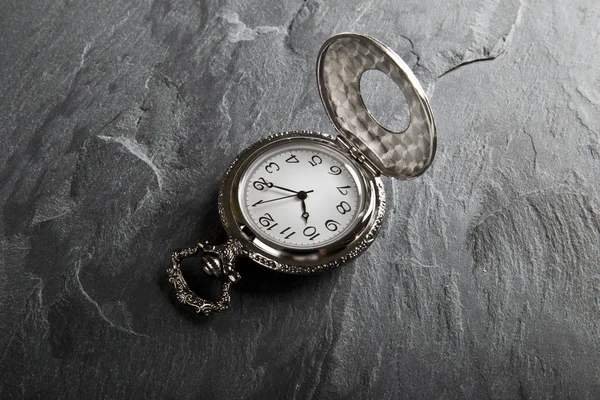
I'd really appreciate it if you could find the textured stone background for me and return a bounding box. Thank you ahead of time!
[1,0,599,398]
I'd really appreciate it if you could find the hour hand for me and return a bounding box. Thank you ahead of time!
[301,201,309,223]
[298,191,309,223]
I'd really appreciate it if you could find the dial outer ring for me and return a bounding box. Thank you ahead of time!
[218,131,386,274]
[237,139,367,250]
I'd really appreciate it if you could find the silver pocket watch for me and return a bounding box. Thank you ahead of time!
[168,33,437,315]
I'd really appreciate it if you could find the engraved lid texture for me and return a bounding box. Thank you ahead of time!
[316,33,437,179]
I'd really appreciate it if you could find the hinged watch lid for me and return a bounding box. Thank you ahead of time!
[316,33,437,179]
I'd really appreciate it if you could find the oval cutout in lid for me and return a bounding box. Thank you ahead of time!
[316,33,437,179]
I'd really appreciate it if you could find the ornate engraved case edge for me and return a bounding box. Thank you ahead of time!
[218,130,387,275]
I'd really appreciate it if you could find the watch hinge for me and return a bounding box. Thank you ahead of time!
[335,136,381,177]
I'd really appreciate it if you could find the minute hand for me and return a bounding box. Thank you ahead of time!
[269,184,301,194]
[252,190,314,206]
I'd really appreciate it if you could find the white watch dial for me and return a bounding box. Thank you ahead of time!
[238,141,366,250]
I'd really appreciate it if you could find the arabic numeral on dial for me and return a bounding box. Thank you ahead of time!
[336,201,351,215]
[285,154,299,163]
[325,219,341,231]
[265,162,280,173]
[266,222,278,231]
[329,166,342,175]
[280,227,296,239]
[303,226,320,240]
[336,185,351,195]
[253,177,272,190]
[308,155,322,167]
[258,213,275,227]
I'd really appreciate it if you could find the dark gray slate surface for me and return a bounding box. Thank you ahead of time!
[1,0,599,398]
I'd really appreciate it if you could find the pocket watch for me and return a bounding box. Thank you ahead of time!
[168,33,437,315]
